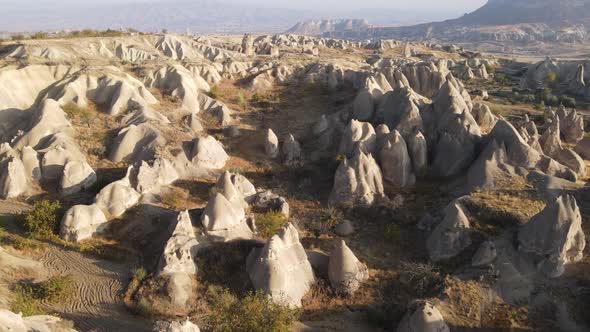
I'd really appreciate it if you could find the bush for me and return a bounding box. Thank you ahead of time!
[31,275,74,301]
[208,85,220,99]
[12,275,74,315]
[22,200,62,237]
[206,287,299,332]
[398,261,443,298]
[133,267,148,282]
[255,211,288,239]
[11,287,45,316]
[30,32,48,40]
[545,72,558,87]
[544,94,560,106]
[561,95,576,108]
[61,103,93,126]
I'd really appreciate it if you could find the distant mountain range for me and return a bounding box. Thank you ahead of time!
[0,0,465,34]
[314,0,590,44]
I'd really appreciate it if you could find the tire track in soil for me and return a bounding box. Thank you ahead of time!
[39,247,151,332]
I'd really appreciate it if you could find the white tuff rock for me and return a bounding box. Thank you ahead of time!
[247,223,315,307]
[328,240,369,295]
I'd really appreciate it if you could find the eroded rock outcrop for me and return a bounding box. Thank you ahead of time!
[265,129,279,158]
[60,204,108,242]
[95,168,141,218]
[329,147,385,208]
[247,223,315,307]
[0,309,78,332]
[191,136,228,170]
[379,130,415,187]
[328,240,369,295]
[518,195,585,277]
[427,200,471,262]
[338,120,376,157]
[201,193,253,241]
[397,301,450,332]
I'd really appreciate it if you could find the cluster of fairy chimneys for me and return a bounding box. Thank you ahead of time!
[425,193,585,278]
[155,171,370,313]
[264,128,302,166]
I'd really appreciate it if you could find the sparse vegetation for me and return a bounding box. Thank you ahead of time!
[22,200,62,238]
[255,211,288,239]
[206,286,299,332]
[11,275,74,316]
[398,261,443,298]
[61,102,93,126]
[208,85,220,99]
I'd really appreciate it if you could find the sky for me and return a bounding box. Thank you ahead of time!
[0,0,487,11]
[0,0,489,33]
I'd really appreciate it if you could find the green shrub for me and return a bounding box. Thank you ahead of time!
[206,287,299,332]
[561,95,576,108]
[11,275,74,315]
[133,267,147,283]
[11,287,45,316]
[255,211,288,239]
[32,275,74,301]
[61,103,93,126]
[22,200,62,237]
[544,94,560,106]
[208,85,220,99]
[545,72,558,87]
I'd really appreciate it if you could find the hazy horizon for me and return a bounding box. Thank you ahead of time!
[0,0,488,33]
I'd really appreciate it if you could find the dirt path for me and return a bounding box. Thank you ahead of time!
[39,247,151,332]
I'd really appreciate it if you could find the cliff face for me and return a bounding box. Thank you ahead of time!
[285,19,372,36]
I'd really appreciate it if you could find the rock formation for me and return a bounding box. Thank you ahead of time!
[397,301,449,332]
[247,223,315,307]
[518,195,585,277]
[328,240,369,295]
[191,136,228,170]
[265,129,279,158]
[339,120,377,157]
[60,204,108,242]
[329,147,385,208]
[379,130,415,187]
[427,200,471,262]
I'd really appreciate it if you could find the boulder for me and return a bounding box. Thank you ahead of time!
[154,319,200,332]
[518,195,585,277]
[282,134,301,166]
[427,200,471,262]
[0,309,78,332]
[329,147,385,208]
[265,129,279,158]
[136,158,179,194]
[201,193,253,241]
[338,120,376,157]
[379,130,415,187]
[191,136,228,170]
[396,301,449,332]
[247,223,315,307]
[60,204,108,242]
[60,160,97,196]
[109,123,165,163]
[472,241,497,267]
[334,219,355,236]
[328,240,369,295]
[251,191,290,218]
[95,168,141,218]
